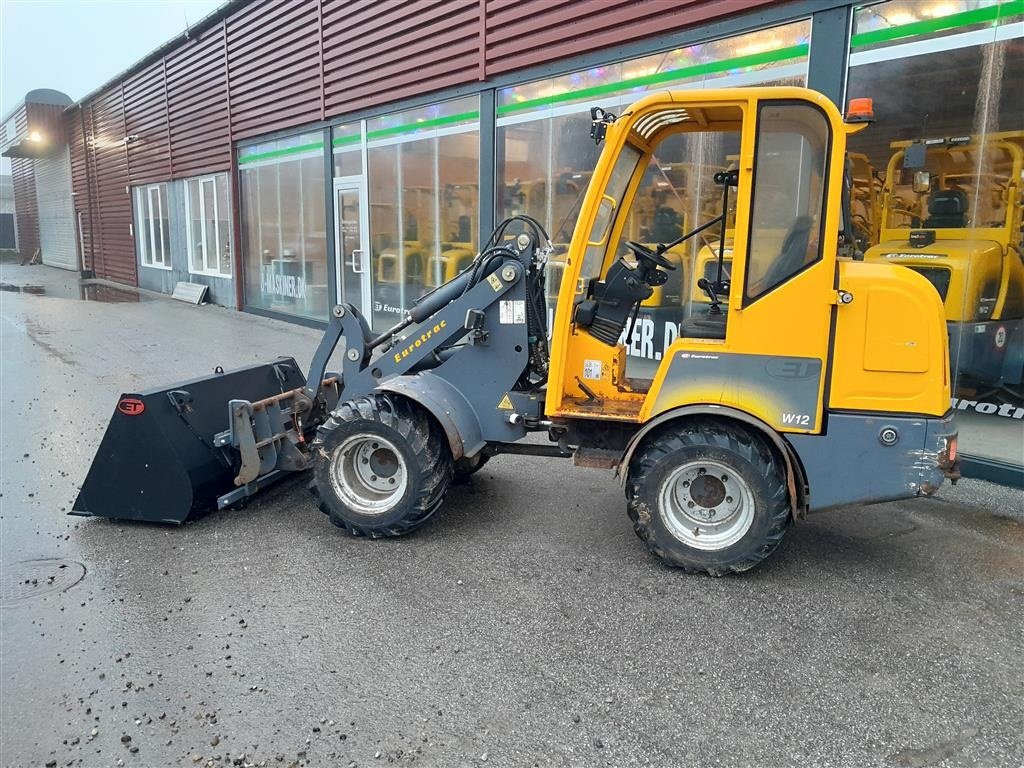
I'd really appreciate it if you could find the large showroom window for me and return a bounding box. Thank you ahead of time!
[364,97,479,330]
[845,0,1023,464]
[238,132,327,320]
[495,21,811,376]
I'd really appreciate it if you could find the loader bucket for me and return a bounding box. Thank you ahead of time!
[72,358,307,524]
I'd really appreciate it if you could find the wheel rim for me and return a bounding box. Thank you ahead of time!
[658,459,755,551]
[329,434,408,514]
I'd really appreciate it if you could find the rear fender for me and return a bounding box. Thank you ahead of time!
[618,404,808,519]
[377,373,485,460]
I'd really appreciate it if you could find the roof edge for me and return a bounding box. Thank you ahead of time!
[63,0,242,113]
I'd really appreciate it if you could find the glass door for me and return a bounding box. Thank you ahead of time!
[334,179,371,317]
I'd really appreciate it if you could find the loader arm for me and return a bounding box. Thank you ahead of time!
[74,223,551,522]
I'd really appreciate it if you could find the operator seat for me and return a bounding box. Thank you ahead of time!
[924,189,969,228]
[681,311,727,340]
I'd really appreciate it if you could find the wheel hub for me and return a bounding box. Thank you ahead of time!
[330,434,408,513]
[659,459,755,551]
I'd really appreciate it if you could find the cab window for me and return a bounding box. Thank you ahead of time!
[745,102,830,303]
[577,143,642,296]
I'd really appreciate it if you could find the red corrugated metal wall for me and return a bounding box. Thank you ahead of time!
[11,155,39,256]
[65,0,773,286]
[68,105,94,272]
[87,86,136,286]
[167,22,231,174]
[226,0,322,140]
[123,60,170,185]
[321,0,481,119]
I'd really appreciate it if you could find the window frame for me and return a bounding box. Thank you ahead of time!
[741,99,833,307]
[184,174,231,278]
[135,183,171,270]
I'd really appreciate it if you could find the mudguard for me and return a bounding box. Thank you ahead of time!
[378,374,484,460]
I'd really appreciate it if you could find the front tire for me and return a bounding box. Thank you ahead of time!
[312,395,452,537]
[626,419,790,575]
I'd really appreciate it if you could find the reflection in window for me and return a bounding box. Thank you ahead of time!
[135,184,170,268]
[185,175,231,276]
[496,20,811,247]
[745,103,829,302]
[239,132,327,320]
[848,0,1024,460]
[365,97,479,331]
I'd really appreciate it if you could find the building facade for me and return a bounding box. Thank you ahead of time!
[4,0,1023,477]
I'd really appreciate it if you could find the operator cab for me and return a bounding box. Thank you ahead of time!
[569,98,829,382]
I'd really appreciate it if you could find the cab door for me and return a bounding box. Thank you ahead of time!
[643,99,842,435]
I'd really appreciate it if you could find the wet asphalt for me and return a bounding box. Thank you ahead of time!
[1,264,1022,768]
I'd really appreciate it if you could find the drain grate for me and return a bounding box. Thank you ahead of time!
[1,558,86,607]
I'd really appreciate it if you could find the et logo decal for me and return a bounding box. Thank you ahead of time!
[995,326,1007,349]
[117,398,145,416]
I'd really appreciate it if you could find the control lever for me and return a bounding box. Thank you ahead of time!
[697,278,731,315]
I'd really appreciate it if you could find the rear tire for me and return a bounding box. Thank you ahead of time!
[312,395,452,537]
[625,419,790,575]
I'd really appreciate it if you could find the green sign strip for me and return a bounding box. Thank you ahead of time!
[330,110,481,148]
[850,0,1023,49]
[238,140,324,164]
[332,134,360,148]
[495,43,809,117]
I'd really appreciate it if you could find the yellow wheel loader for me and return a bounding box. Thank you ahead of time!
[73,87,958,575]
[864,132,1024,398]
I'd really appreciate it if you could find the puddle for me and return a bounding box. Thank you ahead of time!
[79,283,152,303]
[1,558,87,607]
[0,281,155,303]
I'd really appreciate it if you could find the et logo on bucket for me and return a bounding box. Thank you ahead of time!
[995,326,1007,349]
[118,398,146,416]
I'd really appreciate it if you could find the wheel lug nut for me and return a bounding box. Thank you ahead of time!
[682,480,690,488]
[697,468,706,475]
[687,501,695,508]
[371,475,378,481]
[721,475,728,482]
[726,496,733,503]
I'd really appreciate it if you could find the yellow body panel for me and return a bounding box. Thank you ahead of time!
[829,261,950,415]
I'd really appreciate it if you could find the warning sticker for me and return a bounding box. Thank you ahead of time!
[487,274,503,291]
[497,393,514,410]
[583,359,603,380]
[499,300,526,324]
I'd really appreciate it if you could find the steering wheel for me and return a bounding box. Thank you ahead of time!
[625,241,677,270]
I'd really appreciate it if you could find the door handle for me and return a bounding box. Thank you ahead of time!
[351,248,364,273]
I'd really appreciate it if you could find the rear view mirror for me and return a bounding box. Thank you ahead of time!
[912,171,931,193]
